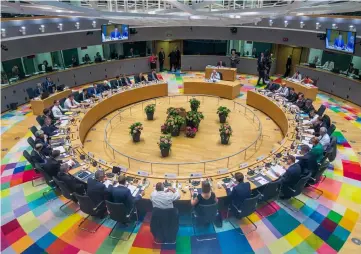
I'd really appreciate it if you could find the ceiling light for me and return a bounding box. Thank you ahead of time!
[19,26,26,35]
[235,15,240,19]
[230,14,235,18]
[284,20,288,28]
[58,23,63,31]
[316,22,321,30]
[332,23,338,29]
[269,19,273,26]
[349,25,356,31]
[92,21,96,28]
[39,25,45,33]
[1,28,6,37]
[148,11,155,14]
[300,21,305,29]
[55,10,63,13]
[297,13,304,16]
[75,22,80,29]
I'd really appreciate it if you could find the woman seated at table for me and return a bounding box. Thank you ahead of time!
[190,181,218,211]
[301,76,313,85]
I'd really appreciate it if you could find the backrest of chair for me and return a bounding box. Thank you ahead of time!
[53,177,73,200]
[150,207,179,243]
[317,105,326,117]
[30,126,38,136]
[238,194,261,217]
[74,193,96,215]
[60,98,66,108]
[261,178,282,200]
[292,172,312,196]
[105,201,129,223]
[73,91,79,100]
[195,203,218,224]
[322,114,331,129]
[327,124,336,136]
[23,150,35,168]
[327,136,337,162]
[27,137,35,148]
[26,88,35,99]
[314,161,330,183]
[36,115,45,126]
[271,83,280,91]
[34,163,53,186]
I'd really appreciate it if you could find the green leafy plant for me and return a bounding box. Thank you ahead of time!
[167,107,185,117]
[144,104,156,113]
[219,124,233,137]
[217,106,231,117]
[189,98,201,111]
[186,111,204,127]
[158,135,172,150]
[185,127,197,138]
[129,122,143,135]
[165,115,185,131]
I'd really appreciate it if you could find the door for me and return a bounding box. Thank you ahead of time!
[276,45,302,75]
[155,40,182,70]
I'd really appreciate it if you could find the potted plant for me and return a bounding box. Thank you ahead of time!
[217,106,231,123]
[186,111,204,128]
[166,115,185,137]
[189,98,201,111]
[129,122,143,142]
[161,124,169,134]
[158,135,172,157]
[144,104,156,120]
[219,124,232,145]
[167,107,179,117]
[185,127,197,138]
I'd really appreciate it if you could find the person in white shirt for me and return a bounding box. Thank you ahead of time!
[318,127,330,150]
[52,100,68,119]
[64,94,80,110]
[103,80,112,90]
[311,56,321,66]
[275,83,289,97]
[291,71,302,81]
[302,110,319,126]
[210,70,221,81]
[150,182,181,209]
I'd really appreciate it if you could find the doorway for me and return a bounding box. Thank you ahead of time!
[155,40,182,71]
[276,45,302,76]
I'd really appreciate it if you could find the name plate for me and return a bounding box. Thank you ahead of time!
[88,152,94,158]
[190,172,202,177]
[137,170,149,177]
[99,159,107,165]
[120,167,128,173]
[240,163,248,168]
[217,168,228,174]
[256,155,265,161]
[165,173,177,178]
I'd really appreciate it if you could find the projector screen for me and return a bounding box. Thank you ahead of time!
[325,29,356,54]
[101,24,129,43]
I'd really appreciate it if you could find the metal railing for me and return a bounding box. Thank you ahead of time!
[103,95,262,176]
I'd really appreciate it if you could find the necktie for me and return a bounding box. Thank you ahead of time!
[71,100,74,106]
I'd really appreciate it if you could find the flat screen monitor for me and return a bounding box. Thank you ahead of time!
[101,24,129,43]
[325,29,356,54]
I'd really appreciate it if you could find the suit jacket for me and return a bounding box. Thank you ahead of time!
[35,138,52,156]
[31,150,46,164]
[113,79,122,88]
[87,178,111,207]
[168,52,177,63]
[148,73,159,82]
[257,57,265,71]
[217,61,226,67]
[286,57,292,68]
[296,153,318,176]
[109,185,138,211]
[158,51,165,62]
[134,75,146,83]
[34,87,44,97]
[41,124,58,137]
[282,163,302,187]
[226,182,251,208]
[286,92,298,103]
[110,31,121,39]
[121,77,131,86]
[43,157,61,178]
[57,171,85,194]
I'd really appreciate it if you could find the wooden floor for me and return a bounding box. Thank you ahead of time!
[83,95,282,176]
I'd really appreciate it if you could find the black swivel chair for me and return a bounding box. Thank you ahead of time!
[72,91,80,101]
[316,105,326,117]
[227,194,261,235]
[34,163,58,201]
[327,124,336,136]
[303,161,330,200]
[325,136,337,163]
[279,172,312,212]
[60,98,66,108]
[30,126,38,136]
[23,150,43,187]
[53,177,80,215]
[105,201,139,240]
[150,207,179,244]
[73,193,107,233]
[27,137,35,149]
[36,115,45,127]
[26,88,35,100]
[322,114,331,129]
[191,203,219,241]
[257,178,283,217]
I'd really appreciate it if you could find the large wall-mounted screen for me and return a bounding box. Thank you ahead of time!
[325,29,356,54]
[101,24,129,42]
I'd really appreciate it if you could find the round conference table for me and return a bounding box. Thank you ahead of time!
[67,83,298,200]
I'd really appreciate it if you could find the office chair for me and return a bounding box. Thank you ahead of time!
[256,178,283,217]
[26,87,35,100]
[327,124,336,136]
[27,137,35,149]
[316,105,326,117]
[36,115,45,126]
[23,150,43,187]
[34,163,58,201]
[30,126,38,136]
[325,136,337,163]
[53,177,80,215]
[322,114,331,129]
[227,194,261,235]
[150,207,179,244]
[105,201,139,240]
[191,203,219,241]
[303,161,330,200]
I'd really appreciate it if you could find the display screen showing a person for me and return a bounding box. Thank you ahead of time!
[334,34,345,49]
[110,27,121,39]
[347,35,355,52]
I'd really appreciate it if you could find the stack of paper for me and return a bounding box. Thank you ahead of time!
[60,120,69,127]
[271,165,286,176]
[53,146,66,154]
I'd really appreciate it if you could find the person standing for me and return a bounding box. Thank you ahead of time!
[284,55,292,78]
[168,49,177,72]
[229,49,239,68]
[175,47,181,70]
[158,48,165,72]
[257,52,266,86]
[149,53,157,71]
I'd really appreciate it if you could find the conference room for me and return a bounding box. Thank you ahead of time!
[1,2,361,254]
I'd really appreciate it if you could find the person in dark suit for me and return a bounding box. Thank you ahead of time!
[168,49,177,72]
[296,145,319,177]
[286,88,298,103]
[148,70,159,82]
[34,83,44,97]
[43,77,55,93]
[71,55,79,67]
[42,150,63,178]
[57,166,86,195]
[34,130,52,156]
[158,48,165,72]
[121,74,132,86]
[127,48,135,58]
[31,143,47,164]
[334,34,345,49]
[257,52,266,85]
[301,99,315,114]
[87,169,111,217]
[175,47,181,70]
[43,108,57,125]
[284,55,292,77]
[217,60,226,67]
[88,84,98,96]
[134,73,147,83]
[278,155,302,199]
[78,88,94,102]
[41,117,58,137]
[112,76,122,88]
[109,175,143,212]
[94,52,102,63]
[110,27,121,39]
[225,172,251,208]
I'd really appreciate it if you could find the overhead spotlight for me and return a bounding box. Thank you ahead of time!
[284,20,288,27]
[75,22,80,29]
[235,15,240,18]
[316,22,321,30]
[349,25,356,31]
[1,28,6,37]
[230,14,235,18]
[19,26,26,35]
[39,25,45,33]
[300,21,305,28]
[269,19,273,26]
[58,23,63,31]
[332,23,338,29]
[92,21,96,28]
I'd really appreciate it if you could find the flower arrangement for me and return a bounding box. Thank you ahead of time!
[129,122,143,135]
[165,115,185,136]
[144,104,156,113]
[158,135,172,150]
[186,111,204,127]
[167,107,185,117]
[161,124,169,134]
[189,98,201,111]
[219,124,232,137]
[217,106,231,117]
[185,127,197,138]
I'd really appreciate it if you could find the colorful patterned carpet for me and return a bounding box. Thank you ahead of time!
[1,74,360,253]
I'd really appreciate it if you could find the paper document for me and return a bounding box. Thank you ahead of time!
[60,120,69,127]
[53,146,66,154]
[266,170,278,179]
[255,176,269,185]
[127,185,137,195]
[104,180,112,188]
[271,165,286,176]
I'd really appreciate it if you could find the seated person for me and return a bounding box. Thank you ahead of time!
[43,108,57,125]
[274,83,289,98]
[43,77,56,93]
[109,175,143,212]
[78,88,94,102]
[301,99,314,114]
[278,155,302,199]
[34,83,44,97]
[302,109,319,126]
[296,145,313,175]
[286,88,298,103]
[217,60,226,67]
[52,100,68,119]
[57,165,86,195]
[134,73,147,84]
[41,116,58,137]
[301,76,313,85]
[209,69,221,81]
[87,169,111,217]
[34,130,52,156]
[322,61,334,70]
[310,137,324,163]
[225,172,251,208]
[43,150,63,178]
[31,143,47,164]
[64,94,80,110]
[94,52,102,63]
[102,80,112,91]
[291,71,302,81]
[311,116,323,136]
[148,70,160,82]
[318,127,330,150]
[88,84,98,96]
[121,74,132,86]
[344,63,355,76]
[83,54,91,64]
[150,182,180,209]
[112,76,123,88]
[190,181,218,213]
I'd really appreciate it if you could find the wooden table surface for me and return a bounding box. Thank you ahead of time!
[205,67,237,81]
[30,89,72,115]
[282,79,318,101]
